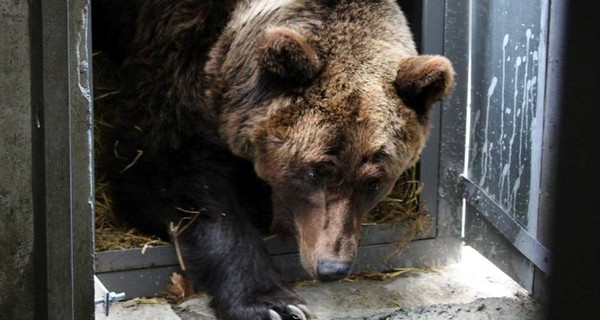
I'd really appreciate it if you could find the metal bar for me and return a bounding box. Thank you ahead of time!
[31,0,94,319]
[418,0,446,237]
[533,0,565,302]
[95,222,435,273]
[435,0,469,245]
[266,221,434,256]
[461,175,551,274]
[422,0,445,55]
[96,236,462,298]
[96,266,181,301]
[95,246,179,273]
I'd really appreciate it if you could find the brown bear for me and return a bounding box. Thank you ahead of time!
[92,0,454,319]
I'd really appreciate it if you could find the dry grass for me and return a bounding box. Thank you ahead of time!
[94,167,430,252]
[93,52,169,252]
[95,178,169,251]
[368,166,434,258]
[291,266,440,288]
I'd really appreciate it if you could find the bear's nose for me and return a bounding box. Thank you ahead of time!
[316,260,351,282]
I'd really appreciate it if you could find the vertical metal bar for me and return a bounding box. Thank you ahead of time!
[532,0,566,304]
[31,0,94,319]
[70,2,95,317]
[422,0,445,55]
[419,0,446,237]
[30,0,47,317]
[435,0,470,254]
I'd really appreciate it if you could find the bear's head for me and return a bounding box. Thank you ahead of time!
[213,0,454,281]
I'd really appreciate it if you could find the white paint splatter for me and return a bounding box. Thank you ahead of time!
[499,34,509,172]
[479,76,498,185]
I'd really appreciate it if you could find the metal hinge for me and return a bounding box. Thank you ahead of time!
[94,275,126,316]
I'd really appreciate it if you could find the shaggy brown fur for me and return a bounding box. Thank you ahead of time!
[209,0,454,277]
[93,0,454,319]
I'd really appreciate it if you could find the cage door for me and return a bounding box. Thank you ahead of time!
[459,0,551,294]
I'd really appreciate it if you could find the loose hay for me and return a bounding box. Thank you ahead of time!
[93,52,431,253]
[93,52,169,252]
[291,266,439,288]
[95,178,169,251]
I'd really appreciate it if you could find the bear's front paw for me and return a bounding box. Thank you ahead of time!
[268,304,317,320]
[217,297,317,320]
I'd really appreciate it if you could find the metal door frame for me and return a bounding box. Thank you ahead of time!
[30,0,95,319]
[94,0,465,298]
[28,0,469,316]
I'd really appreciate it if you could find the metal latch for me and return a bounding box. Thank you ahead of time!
[94,275,126,316]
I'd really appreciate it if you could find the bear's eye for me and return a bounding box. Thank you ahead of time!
[307,168,323,185]
[366,179,381,192]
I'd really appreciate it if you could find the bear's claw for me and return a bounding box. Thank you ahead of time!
[288,305,308,320]
[297,305,317,319]
[269,309,282,320]
[269,304,317,320]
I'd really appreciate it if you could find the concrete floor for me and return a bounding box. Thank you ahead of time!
[95,246,544,319]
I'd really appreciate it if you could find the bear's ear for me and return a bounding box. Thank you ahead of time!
[395,55,455,118]
[258,27,323,84]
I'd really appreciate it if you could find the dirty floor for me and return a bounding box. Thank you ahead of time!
[95,246,544,319]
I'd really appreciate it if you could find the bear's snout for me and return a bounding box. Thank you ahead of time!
[316,260,352,282]
[291,200,362,281]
